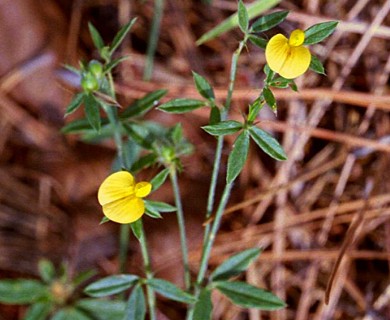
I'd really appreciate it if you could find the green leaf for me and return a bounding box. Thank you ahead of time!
[88,22,104,51]
[145,207,162,219]
[110,18,137,55]
[52,308,91,320]
[249,35,267,49]
[72,270,98,287]
[309,54,325,75]
[0,280,48,304]
[65,93,84,117]
[76,299,126,320]
[146,279,196,304]
[131,219,142,240]
[104,56,130,73]
[158,98,205,113]
[124,123,153,150]
[238,0,249,33]
[249,126,287,160]
[84,94,101,132]
[84,275,139,298]
[193,289,212,320]
[120,90,168,119]
[150,168,170,191]
[100,216,110,225]
[145,200,176,213]
[202,120,243,136]
[170,123,183,145]
[251,10,288,32]
[226,130,250,183]
[124,285,146,320]
[269,77,293,89]
[197,0,282,45]
[131,153,158,172]
[38,259,56,284]
[215,281,286,310]
[263,87,276,112]
[209,106,221,125]
[304,21,338,45]
[211,248,261,281]
[247,98,264,123]
[24,302,52,320]
[264,64,275,83]
[192,72,215,101]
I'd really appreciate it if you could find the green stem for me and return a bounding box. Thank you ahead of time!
[143,0,165,80]
[169,166,191,290]
[138,220,157,320]
[119,224,130,273]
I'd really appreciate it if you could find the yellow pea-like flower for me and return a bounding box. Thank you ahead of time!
[98,171,152,224]
[265,29,311,79]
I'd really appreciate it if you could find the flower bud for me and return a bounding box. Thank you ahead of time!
[81,72,99,92]
[88,60,103,79]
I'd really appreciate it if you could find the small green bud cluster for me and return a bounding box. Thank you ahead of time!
[81,60,104,92]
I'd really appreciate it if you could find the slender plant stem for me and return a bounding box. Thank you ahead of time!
[138,220,157,320]
[143,0,165,80]
[119,224,130,273]
[169,166,191,290]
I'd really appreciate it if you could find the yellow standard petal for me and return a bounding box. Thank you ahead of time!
[135,181,152,198]
[102,196,145,224]
[98,171,135,206]
[277,45,311,79]
[265,34,289,75]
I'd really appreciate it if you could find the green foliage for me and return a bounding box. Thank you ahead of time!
[88,23,104,51]
[84,275,139,298]
[209,106,221,125]
[196,0,282,45]
[84,94,101,132]
[263,86,277,112]
[238,0,249,33]
[214,281,286,310]
[248,126,287,160]
[38,259,56,284]
[130,219,143,240]
[145,200,176,213]
[202,120,243,136]
[120,90,168,119]
[150,168,170,191]
[192,72,215,101]
[110,19,137,56]
[124,285,146,320]
[146,279,196,304]
[304,21,338,45]
[247,98,264,123]
[250,10,288,32]
[193,289,212,320]
[51,307,91,320]
[158,98,205,113]
[310,54,326,75]
[75,299,126,320]
[65,93,84,117]
[24,302,52,320]
[211,248,261,281]
[0,280,48,304]
[226,130,250,183]
[249,35,267,49]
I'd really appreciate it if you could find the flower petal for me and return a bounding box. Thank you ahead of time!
[265,34,289,75]
[278,46,311,79]
[102,196,145,224]
[98,171,135,206]
[135,182,152,198]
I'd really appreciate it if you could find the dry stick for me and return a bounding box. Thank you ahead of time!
[324,181,372,304]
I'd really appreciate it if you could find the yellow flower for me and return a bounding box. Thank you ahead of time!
[98,171,152,224]
[265,29,311,79]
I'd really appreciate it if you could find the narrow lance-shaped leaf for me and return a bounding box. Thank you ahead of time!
[158,98,205,114]
[226,130,250,184]
[145,207,162,219]
[24,302,52,320]
[131,153,158,173]
[150,168,170,191]
[84,275,139,297]
[250,10,288,32]
[147,279,196,304]
[88,22,104,51]
[211,248,261,281]
[238,0,249,33]
[192,72,215,101]
[145,200,176,213]
[0,280,48,304]
[247,97,264,123]
[76,299,126,320]
[124,284,146,320]
[263,87,276,112]
[309,54,326,75]
[51,308,91,320]
[215,281,286,310]
[65,93,84,117]
[197,0,282,45]
[84,94,101,132]
[249,35,267,49]
[131,219,142,240]
[304,21,338,45]
[202,120,243,136]
[193,289,212,320]
[209,106,221,125]
[110,18,137,55]
[120,90,168,119]
[249,126,287,161]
